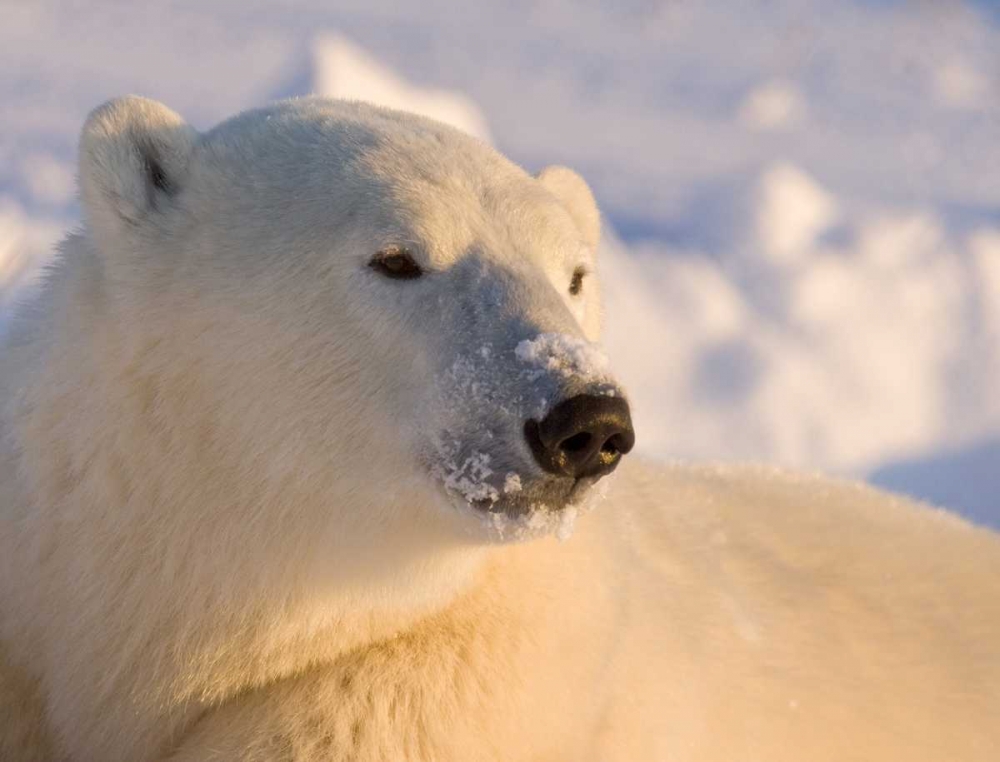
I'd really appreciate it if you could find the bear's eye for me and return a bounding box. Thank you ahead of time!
[369,247,424,280]
[569,267,586,296]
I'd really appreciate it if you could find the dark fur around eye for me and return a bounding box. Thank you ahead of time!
[369,248,423,280]
[569,267,586,296]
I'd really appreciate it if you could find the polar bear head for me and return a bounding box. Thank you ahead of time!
[75,96,633,552]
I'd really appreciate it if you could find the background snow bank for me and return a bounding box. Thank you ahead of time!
[1,1,997,526]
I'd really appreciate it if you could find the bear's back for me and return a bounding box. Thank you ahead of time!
[599,459,1000,761]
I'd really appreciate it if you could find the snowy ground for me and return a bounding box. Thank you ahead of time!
[2,1,998,527]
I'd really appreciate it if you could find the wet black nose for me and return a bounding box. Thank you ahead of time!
[524,394,635,480]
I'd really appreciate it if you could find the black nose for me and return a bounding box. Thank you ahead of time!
[524,394,635,480]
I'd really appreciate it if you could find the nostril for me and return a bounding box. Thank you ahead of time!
[601,436,622,457]
[598,434,625,467]
[560,432,593,453]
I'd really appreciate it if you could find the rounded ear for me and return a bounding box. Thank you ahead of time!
[536,166,601,249]
[79,96,197,247]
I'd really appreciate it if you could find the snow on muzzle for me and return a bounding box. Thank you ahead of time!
[427,329,634,535]
[516,334,634,480]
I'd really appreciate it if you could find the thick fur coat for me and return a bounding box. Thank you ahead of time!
[1,97,998,761]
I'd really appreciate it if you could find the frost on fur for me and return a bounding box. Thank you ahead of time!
[515,333,609,382]
[426,334,618,541]
[432,446,501,506]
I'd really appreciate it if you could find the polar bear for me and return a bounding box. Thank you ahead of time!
[0,96,998,762]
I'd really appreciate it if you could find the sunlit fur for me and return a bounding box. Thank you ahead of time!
[1,97,998,762]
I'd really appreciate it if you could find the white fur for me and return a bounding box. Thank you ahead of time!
[1,97,998,762]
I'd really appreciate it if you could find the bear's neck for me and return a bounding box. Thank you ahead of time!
[1,256,499,759]
[164,538,492,702]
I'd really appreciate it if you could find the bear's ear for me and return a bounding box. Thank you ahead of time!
[536,166,601,249]
[79,96,197,244]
